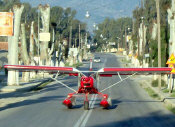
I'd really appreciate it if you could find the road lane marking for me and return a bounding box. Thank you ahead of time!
[73,94,97,127]
[81,95,97,127]
[74,54,106,127]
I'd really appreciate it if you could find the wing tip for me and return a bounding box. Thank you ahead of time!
[98,68,104,73]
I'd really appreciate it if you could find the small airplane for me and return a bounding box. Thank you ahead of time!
[4,64,172,110]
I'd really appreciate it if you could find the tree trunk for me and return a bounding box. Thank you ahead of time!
[156,0,162,90]
[7,4,24,86]
[49,28,55,56]
[21,23,30,82]
[30,21,36,78]
[38,4,50,65]
[167,0,175,56]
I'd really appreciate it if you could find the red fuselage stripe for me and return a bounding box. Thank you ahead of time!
[4,65,73,71]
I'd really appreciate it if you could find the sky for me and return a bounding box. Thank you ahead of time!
[21,0,141,32]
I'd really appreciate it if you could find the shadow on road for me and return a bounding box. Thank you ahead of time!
[0,76,78,99]
[92,111,175,127]
[0,95,65,111]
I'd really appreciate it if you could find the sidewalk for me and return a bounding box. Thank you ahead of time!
[116,53,175,110]
[0,72,50,108]
[139,76,175,108]
[0,72,50,92]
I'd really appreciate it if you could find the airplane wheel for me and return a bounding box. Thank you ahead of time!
[107,97,112,106]
[84,101,89,110]
[67,105,72,109]
[71,97,76,106]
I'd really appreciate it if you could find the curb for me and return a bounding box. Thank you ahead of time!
[0,79,50,92]
[142,79,175,108]
[115,53,175,110]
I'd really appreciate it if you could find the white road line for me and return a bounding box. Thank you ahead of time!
[73,110,88,127]
[73,94,97,127]
[81,95,97,127]
[74,54,105,127]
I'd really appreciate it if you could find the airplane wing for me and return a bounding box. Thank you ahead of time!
[4,65,80,74]
[98,67,172,76]
[97,67,172,92]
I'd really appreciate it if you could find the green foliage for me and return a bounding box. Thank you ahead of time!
[50,6,88,46]
[93,17,132,50]
[144,87,160,100]
[163,89,169,93]
[0,0,90,52]
[151,79,166,87]
[166,105,175,114]
[149,26,169,67]
[170,93,175,97]
[0,0,20,11]
[132,0,171,66]
[33,80,53,91]
[132,34,138,53]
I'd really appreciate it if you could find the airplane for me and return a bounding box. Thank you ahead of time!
[4,64,172,110]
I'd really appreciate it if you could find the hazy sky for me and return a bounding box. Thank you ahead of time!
[20,0,141,31]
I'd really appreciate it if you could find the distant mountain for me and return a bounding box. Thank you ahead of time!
[21,0,140,32]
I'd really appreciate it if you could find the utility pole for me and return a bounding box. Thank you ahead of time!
[120,28,123,49]
[156,0,162,90]
[69,25,72,48]
[132,19,135,34]
[142,18,144,57]
[79,24,81,50]
[138,34,140,57]
[38,10,40,65]
[142,17,145,66]
[125,27,127,53]
[81,33,83,49]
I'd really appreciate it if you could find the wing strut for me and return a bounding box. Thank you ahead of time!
[100,72,137,92]
[117,72,122,81]
[49,76,77,93]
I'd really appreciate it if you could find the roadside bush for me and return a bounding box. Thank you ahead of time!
[151,79,166,87]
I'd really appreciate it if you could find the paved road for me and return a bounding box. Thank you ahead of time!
[0,53,175,127]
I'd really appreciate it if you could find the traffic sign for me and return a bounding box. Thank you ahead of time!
[39,33,50,42]
[169,64,174,68]
[171,68,175,74]
[109,42,115,45]
[166,53,175,64]
[0,12,13,36]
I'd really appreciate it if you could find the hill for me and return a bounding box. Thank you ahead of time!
[21,0,140,31]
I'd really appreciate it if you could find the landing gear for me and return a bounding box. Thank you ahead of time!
[67,104,72,109]
[84,101,89,110]
[107,97,112,106]
[71,96,76,106]
[100,94,112,109]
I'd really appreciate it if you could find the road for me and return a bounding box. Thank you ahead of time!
[0,53,175,127]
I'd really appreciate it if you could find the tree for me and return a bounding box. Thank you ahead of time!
[132,0,171,67]
[38,4,50,65]
[8,4,24,85]
[93,17,132,51]
[20,23,30,82]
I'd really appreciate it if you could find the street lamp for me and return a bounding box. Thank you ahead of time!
[85,11,90,18]
[93,23,96,28]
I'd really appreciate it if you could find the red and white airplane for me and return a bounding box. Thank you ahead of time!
[4,64,172,110]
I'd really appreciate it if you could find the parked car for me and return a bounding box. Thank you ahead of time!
[94,57,101,62]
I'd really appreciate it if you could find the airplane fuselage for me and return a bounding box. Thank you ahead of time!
[78,76,98,94]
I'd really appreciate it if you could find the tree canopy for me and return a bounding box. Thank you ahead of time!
[93,17,132,51]
[0,0,89,47]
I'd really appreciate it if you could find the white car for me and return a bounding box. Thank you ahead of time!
[94,57,101,62]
